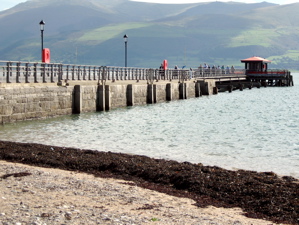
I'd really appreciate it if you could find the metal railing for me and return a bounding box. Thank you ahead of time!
[0,61,246,84]
[245,69,290,77]
[192,67,245,77]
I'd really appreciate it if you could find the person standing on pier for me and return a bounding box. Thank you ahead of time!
[226,65,230,74]
[231,65,235,74]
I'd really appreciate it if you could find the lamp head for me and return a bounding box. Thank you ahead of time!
[39,20,45,31]
[123,34,128,43]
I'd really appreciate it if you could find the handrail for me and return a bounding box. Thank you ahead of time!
[0,60,252,84]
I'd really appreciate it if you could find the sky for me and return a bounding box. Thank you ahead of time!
[0,0,298,11]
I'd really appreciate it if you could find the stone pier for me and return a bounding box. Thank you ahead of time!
[0,80,203,123]
[0,76,271,124]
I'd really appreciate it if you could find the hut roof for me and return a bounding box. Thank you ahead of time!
[241,56,271,63]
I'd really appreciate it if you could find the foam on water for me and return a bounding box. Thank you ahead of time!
[1,75,298,178]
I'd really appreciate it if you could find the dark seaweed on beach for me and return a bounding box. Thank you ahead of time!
[0,140,298,224]
[0,172,32,179]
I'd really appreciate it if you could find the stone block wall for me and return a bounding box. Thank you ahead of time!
[0,80,207,124]
[81,86,98,113]
[0,86,73,124]
[108,85,128,109]
[155,83,167,103]
[133,85,148,106]
[172,83,180,100]
[186,82,196,98]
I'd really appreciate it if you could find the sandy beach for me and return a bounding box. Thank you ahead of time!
[0,160,286,225]
[0,140,298,224]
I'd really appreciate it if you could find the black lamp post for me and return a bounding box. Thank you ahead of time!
[123,34,128,67]
[39,20,45,61]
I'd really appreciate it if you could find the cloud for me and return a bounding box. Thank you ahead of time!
[130,0,292,4]
[131,0,261,4]
[0,0,26,11]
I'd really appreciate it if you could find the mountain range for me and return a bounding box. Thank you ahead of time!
[1,0,299,69]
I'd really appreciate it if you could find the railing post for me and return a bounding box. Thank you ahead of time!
[102,66,107,84]
[141,68,144,81]
[83,66,86,80]
[116,68,119,81]
[25,63,29,83]
[178,70,182,83]
[120,68,123,80]
[71,65,75,80]
[78,66,81,80]
[33,63,38,83]
[154,68,158,81]
[93,66,96,80]
[41,63,46,83]
[58,64,63,83]
[107,67,110,81]
[6,62,12,83]
[97,66,101,84]
[137,68,140,81]
[111,68,115,82]
[65,65,69,81]
[23,63,29,83]
[147,68,155,84]
[16,62,21,83]
[50,64,55,83]
[88,66,91,80]
[130,68,132,80]
[125,67,131,80]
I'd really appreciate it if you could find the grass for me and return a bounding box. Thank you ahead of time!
[228,28,280,48]
[77,22,153,43]
[269,50,299,60]
[150,218,160,222]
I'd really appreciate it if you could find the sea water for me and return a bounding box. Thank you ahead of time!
[1,74,298,178]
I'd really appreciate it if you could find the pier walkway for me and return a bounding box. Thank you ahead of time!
[0,60,293,89]
[0,60,246,85]
[0,60,294,123]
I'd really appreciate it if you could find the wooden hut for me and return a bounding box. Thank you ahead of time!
[240,56,293,86]
[241,56,271,73]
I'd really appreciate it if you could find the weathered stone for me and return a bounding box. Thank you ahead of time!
[0,81,205,124]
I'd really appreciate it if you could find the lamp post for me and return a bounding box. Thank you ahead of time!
[39,20,45,61]
[123,34,128,67]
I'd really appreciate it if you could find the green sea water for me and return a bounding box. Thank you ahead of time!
[1,74,298,178]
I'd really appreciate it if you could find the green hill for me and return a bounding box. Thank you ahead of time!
[0,0,298,69]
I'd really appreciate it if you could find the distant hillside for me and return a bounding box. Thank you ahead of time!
[1,0,299,69]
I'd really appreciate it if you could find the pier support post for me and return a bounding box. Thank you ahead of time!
[127,84,134,106]
[195,82,201,97]
[290,74,294,86]
[147,84,155,104]
[257,82,261,88]
[261,81,267,87]
[248,82,252,89]
[166,83,172,101]
[97,85,105,111]
[105,85,111,111]
[198,80,215,95]
[239,83,244,91]
[179,83,186,99]
[213,86,218,94]
[73,85,82,114]
[199,81,209,95]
